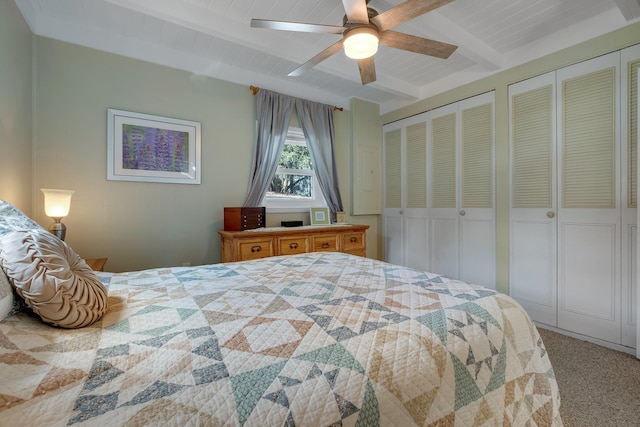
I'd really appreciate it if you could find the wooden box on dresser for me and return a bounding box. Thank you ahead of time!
[219,224,369,262]
[223,207,265,231]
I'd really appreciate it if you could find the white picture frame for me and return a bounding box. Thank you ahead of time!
[107,109,201,184]
[310,207,330,225]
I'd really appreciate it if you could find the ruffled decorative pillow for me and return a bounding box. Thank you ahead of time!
[0,229,108,328]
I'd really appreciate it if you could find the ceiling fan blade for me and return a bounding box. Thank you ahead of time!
[357,57,376,84]
[381,31,457,59]
[251,19,344,34]
[288,40,344,77]
[342,0,369,24]
[371,0,455,31]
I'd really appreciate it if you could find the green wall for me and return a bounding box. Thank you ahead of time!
[0,0,33,214]
[381,22,640,294]
[28,38,378,271]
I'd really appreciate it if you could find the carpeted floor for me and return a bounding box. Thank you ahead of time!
[537,328,640,427]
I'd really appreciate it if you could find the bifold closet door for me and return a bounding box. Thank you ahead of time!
[510,49,639,348]
[623,46,640,350]
[636,64,640,358]
[383,114,429,270]
[429,103,459,279]
[557,52,621,343]
[509,72,558,326]
[403,118,429,271]
[429,92,495,288]
[458,93,495,288]
[383,126,403,267]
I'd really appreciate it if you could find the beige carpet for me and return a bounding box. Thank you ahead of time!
[537,328,640,427]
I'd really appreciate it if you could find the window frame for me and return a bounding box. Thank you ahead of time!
[262,127,326,213]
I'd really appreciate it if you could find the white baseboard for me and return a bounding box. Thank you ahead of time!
[534,322,637,357]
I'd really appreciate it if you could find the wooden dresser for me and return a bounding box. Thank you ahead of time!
[219,224,369,262]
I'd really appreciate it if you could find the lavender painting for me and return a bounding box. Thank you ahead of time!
[107,109,201,184]
[122,125,188,173]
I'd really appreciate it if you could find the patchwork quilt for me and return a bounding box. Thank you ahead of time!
[0,252,562,426]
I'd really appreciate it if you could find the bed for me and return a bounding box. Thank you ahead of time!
[0,200,562,426]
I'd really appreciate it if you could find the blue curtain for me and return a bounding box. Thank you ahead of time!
[243,89,295,207]
[295,98,344,218]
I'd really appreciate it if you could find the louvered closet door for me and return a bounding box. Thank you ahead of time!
[429,103,459,279]
[636,65,640,358]
[428,92,496,286]
[557,52,621,343]
[459,92,495,288]
[383,115,429,269]
[622,45,640,349]
[509,72,557,325]
[383,125,404,266]
[403,115,429,271]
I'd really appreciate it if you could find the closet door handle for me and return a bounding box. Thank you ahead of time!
[547,211,555,218]
[459,210,466,216]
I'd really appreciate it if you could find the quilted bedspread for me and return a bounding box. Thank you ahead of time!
[0,252,562,426]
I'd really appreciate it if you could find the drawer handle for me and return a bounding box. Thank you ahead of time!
[251,246,262,253]
[289,242,298,249]
[321,242,330,249]
[350,237,357,243]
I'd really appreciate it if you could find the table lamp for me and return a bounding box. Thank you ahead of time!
[41,189,74,241]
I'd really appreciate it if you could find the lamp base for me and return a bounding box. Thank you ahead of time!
[48,220,67,241]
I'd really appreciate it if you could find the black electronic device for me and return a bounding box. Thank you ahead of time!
[281,220,303,227]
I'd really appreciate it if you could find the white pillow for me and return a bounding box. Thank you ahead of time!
[0,229,108,328]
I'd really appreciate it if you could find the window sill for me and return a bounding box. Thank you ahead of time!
[265,206,324,214]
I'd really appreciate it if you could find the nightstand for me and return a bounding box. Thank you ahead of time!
[85,258,108,272]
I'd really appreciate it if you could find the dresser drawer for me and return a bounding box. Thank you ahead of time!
[218,224,368,262]
[312,234,339,252]
[342,232,365,252]
[238,239,274,260]
[279,236,309,255]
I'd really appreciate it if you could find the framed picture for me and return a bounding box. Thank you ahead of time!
[310,207,330,225]
[107,109,201,184]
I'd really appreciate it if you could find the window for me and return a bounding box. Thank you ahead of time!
[263,127,326,211]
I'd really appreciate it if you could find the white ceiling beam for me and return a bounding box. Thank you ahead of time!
[425,13,504,70]
[614,0,640,21]
[367,74,421,100]
[373,0,504,70]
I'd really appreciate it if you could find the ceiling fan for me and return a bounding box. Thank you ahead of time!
[250,0,458,85]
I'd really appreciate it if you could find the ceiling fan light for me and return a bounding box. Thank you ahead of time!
[344,27,379,59]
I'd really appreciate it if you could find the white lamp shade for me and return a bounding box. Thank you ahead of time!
[41,189,74,218]
[343,27,379,59]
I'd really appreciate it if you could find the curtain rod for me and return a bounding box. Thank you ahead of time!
[249,86,344,112]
